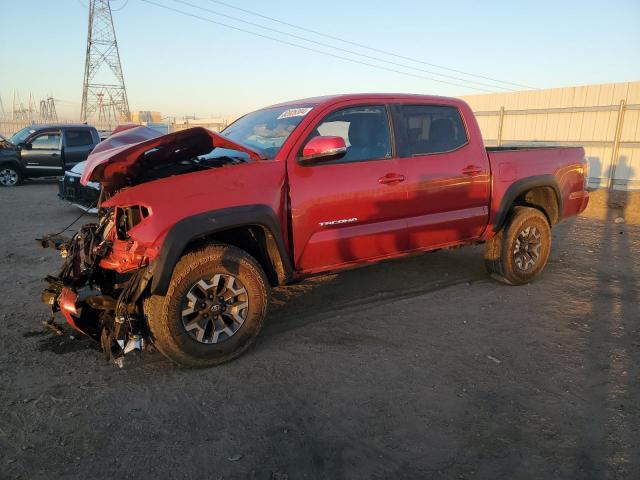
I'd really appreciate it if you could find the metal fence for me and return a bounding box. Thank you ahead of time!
[4,95,638,191]
[0,118,228,138]
[463,82,640,191]
[474,102,640,190]
[0,118,118,138]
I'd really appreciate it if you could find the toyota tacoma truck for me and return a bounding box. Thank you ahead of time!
[0,124,100,186]
[38,94,589,367]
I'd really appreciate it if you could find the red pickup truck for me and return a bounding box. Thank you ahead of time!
[40,93,589,366]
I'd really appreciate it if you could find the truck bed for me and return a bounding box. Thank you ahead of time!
[485,145,588,228]
[486,145,566,152]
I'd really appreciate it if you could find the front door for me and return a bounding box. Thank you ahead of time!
[288,104,408,273]
[393,104,490,249]
[21,130,63,176]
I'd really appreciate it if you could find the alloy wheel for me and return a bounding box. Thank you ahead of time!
[513,225,542,271]
[0,168,18,186]
[180,274,249,344]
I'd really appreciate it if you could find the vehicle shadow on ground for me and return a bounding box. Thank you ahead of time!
[262,245,488,338]
[572,157,639,477]
[23,177,60,185]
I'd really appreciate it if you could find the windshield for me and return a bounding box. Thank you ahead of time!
[9,126,36,145]
[220,104,315,159]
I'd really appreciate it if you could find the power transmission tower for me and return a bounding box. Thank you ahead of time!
[96,92,115,124]
[12,90,32,122]
[47,97,58,121]
[80,0,130,124]
[39,97,58,122]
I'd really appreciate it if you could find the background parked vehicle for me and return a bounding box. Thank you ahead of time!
[0,124,100,186]
[58,160,100,212]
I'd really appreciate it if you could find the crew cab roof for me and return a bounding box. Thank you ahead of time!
[265,93,467,109]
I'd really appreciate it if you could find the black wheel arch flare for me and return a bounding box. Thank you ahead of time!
[150,205,293,296]
[493,174,563,232]
[0,156,24,174]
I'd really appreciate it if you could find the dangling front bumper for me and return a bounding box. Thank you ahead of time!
[38,212,155,365]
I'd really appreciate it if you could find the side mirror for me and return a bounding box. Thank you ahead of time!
[300,136,347,164]
[20,142,32,150]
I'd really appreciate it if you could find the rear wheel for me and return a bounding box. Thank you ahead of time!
[484,206,551,285]
[0,166,22,187]
[144,244,270,367]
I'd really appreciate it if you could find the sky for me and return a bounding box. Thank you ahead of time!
[1,0,639,121]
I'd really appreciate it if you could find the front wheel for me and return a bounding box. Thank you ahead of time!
[144,244,270,367]
[0,165,22,187]
[484,206,551,285]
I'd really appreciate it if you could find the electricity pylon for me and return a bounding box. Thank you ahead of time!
[39,97,58,122]
[80,0,130,123]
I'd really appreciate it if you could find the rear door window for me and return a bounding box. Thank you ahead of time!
[398,105,467,156]
[65,129,94,147]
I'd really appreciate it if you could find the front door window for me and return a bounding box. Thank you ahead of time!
[30,133,61,150]
[311,105,391,163]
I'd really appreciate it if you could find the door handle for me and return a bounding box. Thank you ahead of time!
[52,153,59,157]
[462,165,482,175]
[378,173,405,185]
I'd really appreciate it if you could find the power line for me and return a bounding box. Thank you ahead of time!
[171,0,515,92]
[111,0,129,11]
[54,98,83,105]
[204,0,535,90]
[140,0,497,93]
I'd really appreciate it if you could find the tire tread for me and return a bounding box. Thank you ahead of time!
[144,243,270,367]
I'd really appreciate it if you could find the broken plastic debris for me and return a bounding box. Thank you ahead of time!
[487,355,502,364]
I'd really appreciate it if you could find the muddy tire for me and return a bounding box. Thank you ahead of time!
[144,244,270,367]
[484,206,551,285]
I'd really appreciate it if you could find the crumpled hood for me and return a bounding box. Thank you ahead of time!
[81,125,263,192]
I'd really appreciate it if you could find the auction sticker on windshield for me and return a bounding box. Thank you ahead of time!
[277,107,313,120]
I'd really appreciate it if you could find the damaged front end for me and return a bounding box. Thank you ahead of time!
[37,125,264,366]
[39,207,155,366]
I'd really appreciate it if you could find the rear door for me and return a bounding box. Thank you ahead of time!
[287,103,408,273]
[63,128,97,170]
[393,104,490,249]
[20,130,63,175]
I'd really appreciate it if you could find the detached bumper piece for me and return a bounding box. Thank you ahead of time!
[38,217,153,367]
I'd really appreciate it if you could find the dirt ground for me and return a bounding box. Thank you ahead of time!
[0,181,638,480]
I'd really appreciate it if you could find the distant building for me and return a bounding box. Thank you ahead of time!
[131,111,162,123]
